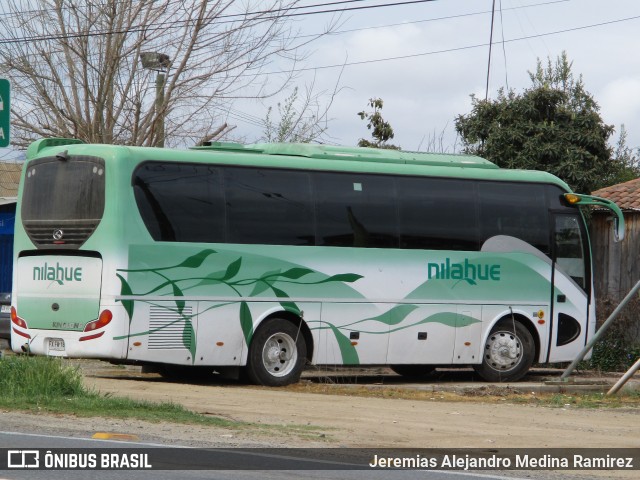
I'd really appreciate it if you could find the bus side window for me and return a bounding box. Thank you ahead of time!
[225,168,314,246]
[397,177,479,251]
[133,163,225,243]
[478,182,550,254]
[314,172,398,248]
[554,215,586,290]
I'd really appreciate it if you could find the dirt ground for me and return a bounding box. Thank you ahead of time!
[2,359,638,479]
[81,369,639,450]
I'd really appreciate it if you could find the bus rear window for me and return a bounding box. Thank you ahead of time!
[21,155,105,248]
[22,156,105,222]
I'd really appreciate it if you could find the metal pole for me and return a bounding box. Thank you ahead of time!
[560,278,640,381]
[607,358,640,395]
[155,72,165,148]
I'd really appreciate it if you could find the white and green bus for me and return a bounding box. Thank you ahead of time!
[10,138,624,386]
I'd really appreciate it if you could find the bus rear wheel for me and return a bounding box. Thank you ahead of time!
[245,318,307,386]
[474,319,534,382]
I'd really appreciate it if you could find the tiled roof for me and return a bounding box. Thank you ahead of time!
[0,162,22,197]
[592,177,640,211]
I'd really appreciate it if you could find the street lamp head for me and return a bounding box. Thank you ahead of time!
[140,52,171,71]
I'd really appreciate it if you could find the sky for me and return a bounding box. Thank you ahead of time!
[234,0,640,152]
[0,0,639,158]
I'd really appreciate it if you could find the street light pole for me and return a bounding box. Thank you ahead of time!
[155,71,166,147]
[140,52,171,148]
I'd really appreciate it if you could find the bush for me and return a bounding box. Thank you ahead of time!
[587,296,640,372]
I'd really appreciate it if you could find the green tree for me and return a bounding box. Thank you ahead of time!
[357,98,400,150]
[609,125,640,185]
[455,52,626,193]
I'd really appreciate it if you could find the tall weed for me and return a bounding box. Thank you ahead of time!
[0,355,86,399]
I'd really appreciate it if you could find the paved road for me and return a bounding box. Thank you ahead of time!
[0,431,551,480]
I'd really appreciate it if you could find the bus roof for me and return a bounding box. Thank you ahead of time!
[25,138,572,191]
[194,142,499,169]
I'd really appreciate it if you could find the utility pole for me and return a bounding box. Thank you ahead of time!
[155,71,166,147]
[140,52,171,148]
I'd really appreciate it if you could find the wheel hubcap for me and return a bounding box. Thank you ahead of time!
[485,330,521,371]
[261,332,297,377]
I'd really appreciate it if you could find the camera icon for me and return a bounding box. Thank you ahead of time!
[7,450,40,468]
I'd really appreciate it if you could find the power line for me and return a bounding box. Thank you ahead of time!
[296,0,570,39]
[225,107,265,128]
[485,0,497,101]
[269,0,437,18]
[3,0,566,68]
[0,0,438,45]
[499,0,509,91]
[0,0,369,20]
[5,11,638,90]
[258,13,640,75]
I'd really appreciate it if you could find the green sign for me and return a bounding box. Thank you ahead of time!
[0,79,10,147]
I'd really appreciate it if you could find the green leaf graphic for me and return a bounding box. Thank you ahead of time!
[222,258,242,281]
[410,312,480,328]
[271,286,301,314]
[191,272,225,288]
[139,279,178,296]
[376,312,482,334]
[367,304,419,326]
[420,312,458,328]
[322,273,363,283]
[173,282,185,315]
[182,319,196,363]
[328,325,360,364]
[278,267,314,279]
[116,274,135,323]
[240,301,253,344]
[455,313,481,328]
[178,249,217,269]
[249,280,270,297]
[249,269,282,296]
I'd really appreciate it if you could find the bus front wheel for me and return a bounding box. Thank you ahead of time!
[474,319,534,382]
[246,318,307,386]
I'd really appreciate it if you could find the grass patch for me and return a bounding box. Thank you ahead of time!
[0,352,85,398]
[0,355,235,426]
[281,381,640,408]
[0,355,329,439]
[518,391,640,409]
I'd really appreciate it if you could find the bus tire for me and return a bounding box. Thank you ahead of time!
[474,319,534,382]
[246,318,307,386]
[390,365,435,378]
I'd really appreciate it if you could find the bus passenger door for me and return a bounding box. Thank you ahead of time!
[549,214,590,362]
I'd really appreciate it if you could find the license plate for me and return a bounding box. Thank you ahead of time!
[0,305,9,314]
[48,338,65,351]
